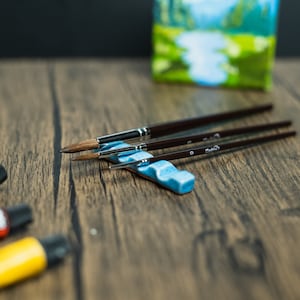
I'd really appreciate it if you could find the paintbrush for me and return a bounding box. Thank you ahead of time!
[109,131,296,169]
[61,103,273,153]
[72,120,291,161]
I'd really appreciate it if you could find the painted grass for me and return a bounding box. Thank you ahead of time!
[152,24,276,90]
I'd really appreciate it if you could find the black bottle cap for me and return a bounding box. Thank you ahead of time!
[39,234,71,267]
[0,164,7,184]
[6,204,33,230]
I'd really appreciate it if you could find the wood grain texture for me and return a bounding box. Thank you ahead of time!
[0,59,299,300]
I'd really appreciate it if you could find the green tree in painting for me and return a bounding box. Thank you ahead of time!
[154,0,195,28]
[223,0,257,28]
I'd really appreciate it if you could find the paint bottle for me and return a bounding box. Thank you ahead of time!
[0,234,70,288]
[0,204,32,239]
[0,164,7,184]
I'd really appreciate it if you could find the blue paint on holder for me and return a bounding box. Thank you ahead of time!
[99,141,195,194]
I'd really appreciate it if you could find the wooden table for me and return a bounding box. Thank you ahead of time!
[0,59,299,300]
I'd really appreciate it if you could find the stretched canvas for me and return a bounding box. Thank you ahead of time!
[152,0,280,90]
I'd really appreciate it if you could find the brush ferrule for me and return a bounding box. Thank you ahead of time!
[138,127,151,137]
[99,143,147,158]
[136,158,151,167]
[110,158,150,170]
[96,127,150,144]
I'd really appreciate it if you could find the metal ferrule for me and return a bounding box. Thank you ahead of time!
[136,158,151,167]
[99,147,136,158]
[98,143,147,158]
[137,127,151,137]
[96,127,150,144]
[110,158,150,170]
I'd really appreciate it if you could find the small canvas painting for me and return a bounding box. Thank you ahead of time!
[152,0,280,90]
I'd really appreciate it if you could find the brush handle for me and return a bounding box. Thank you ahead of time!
[149,103,273,138]
[146,120,291,151]
[149,131,296,163]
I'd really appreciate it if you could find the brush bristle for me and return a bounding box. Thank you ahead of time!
[61,139,99,153]
[72,153,99,161]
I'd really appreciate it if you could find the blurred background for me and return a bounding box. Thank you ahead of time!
[0,0,299,58]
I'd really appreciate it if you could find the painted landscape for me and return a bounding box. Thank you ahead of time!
[152,0,280,90]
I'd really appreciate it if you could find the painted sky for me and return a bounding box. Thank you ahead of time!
[182,0,280,34]
[183,0,280,16]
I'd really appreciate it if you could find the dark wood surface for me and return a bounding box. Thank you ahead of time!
[0,59,299,300]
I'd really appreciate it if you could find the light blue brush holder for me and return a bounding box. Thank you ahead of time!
[99,141,195,194]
